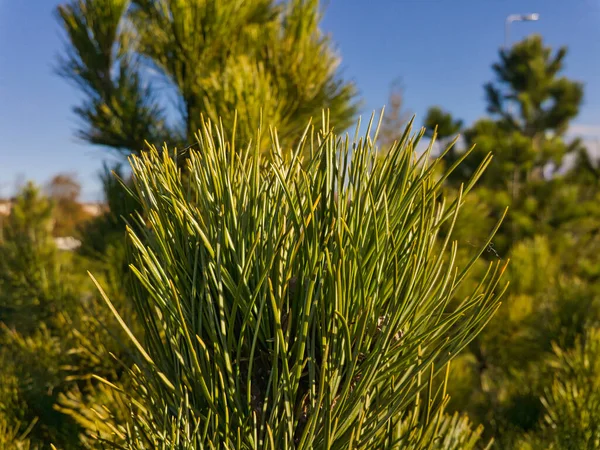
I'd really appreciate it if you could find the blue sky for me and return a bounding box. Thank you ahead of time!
[1,0,599,201]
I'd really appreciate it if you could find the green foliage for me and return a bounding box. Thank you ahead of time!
[393,403,491,450]
[423,107,463,146]
[90,116,507,448]
[78,163,140,258]
[56,0,172,153]
[2,12,598,448]
[485,35,583,139]
[517,329,600,449]
[0,183,137,449]
[0,415,34,450]
[54,381,131,447]
[0,183,59,333]
[421,34,600,448]
[445,35,584,192]
[56,0,359,156]
[462,120,535,190]
[0,184,80,447]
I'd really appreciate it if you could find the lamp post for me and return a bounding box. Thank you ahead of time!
[504,13,539,49]
[503,13,540,115]
[504,14,539,240]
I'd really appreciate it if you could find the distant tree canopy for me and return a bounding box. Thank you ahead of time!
[45,174,92,237]
[46,174,80,202]
[426,35,585,190]
[485,35,583,139]
[423,106,463,142]
[423,106,463,161]
[379,78,411,148]
[472,34,584,183]
[56,0,360,157]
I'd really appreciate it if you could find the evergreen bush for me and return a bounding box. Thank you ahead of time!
[91,116,508,448]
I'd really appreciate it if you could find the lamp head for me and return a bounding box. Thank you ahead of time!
[507,13,540,23]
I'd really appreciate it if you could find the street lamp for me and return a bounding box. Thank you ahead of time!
[503,13,540,115]
[505,13,540,49]
[503,13,539,238]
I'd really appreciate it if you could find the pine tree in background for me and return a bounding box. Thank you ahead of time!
[423,107,463,153]
[0,184,139,449]
[420,35,600,448]
[431,35,586,249]
[425,35,584,195]
[517,328,600,449]
[0,183,57,332]
[421,107,464,181]
[0,183,82,447]
[471,34,584,186]
[56,0,360,157]
[77,164,140,259]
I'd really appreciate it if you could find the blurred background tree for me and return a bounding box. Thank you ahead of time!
[0,183,138,449]
[379,77,411,148]
[56,0,360,157]
[423,106,463,157]
[464,35,584,191]
[0,183,57,332]
[422,34,600,449]
[45,173,93,237]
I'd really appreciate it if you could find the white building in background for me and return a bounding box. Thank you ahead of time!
[54,236,82,251]
[0,200,101,251]
[0,202,10,215]
[81,203,105,216]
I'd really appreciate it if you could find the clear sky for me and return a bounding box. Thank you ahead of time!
[1,0,599,201]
